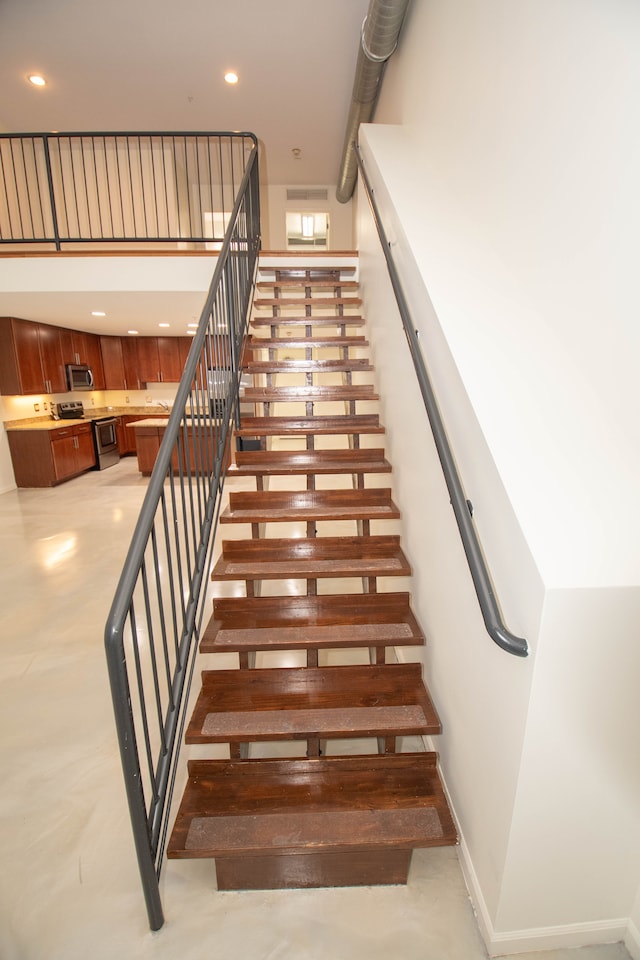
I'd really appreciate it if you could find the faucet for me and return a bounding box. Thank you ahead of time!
[157,401,170,411]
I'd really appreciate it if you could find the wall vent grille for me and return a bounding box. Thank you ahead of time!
[286,188,328,202]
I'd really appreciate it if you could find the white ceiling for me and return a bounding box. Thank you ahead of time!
[0,0,370,186]
[0,0,371,336]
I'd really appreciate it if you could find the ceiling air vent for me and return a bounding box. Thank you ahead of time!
[286,188,328,202]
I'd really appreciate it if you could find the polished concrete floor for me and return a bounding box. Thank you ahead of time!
[0,456,632,960]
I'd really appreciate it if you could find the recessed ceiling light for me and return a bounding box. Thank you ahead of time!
[158,323,170,328]
[28,75,46,87]
[187,322,198,328]
[224,71,239,85]
[187,330,197,335]
[91,311,106,317]
[127,329,139,336]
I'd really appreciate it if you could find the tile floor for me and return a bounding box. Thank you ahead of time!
[0,456,632,960]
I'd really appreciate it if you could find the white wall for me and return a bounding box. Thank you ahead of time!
[358,0,640,952]
[264,185,354,250]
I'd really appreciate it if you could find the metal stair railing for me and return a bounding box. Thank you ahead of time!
[104,134,260,932]
[356,144,527,658]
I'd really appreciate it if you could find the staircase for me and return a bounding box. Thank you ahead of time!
[167,257,457,891]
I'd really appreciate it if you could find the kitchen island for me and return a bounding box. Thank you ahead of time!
[128,417,229,477]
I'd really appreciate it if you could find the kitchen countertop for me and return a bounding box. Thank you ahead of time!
[127,418,171,428]
[4,408,172,432]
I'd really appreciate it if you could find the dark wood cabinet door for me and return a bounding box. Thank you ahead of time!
[137,337,161,384]
[100,336,126,390]
[59,329,75,364]
[75,425,96,471]
[84,334,105,389]
[50,433,77,481]
[121,337,140,391]
[38,324,66,393]
[178,336,194,372]
[13,318,46,394]
[70,330,89,364]
[157,337,183,382]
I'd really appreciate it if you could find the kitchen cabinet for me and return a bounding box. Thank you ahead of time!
[157,337,183,382]
[121,338,141,390]
[0,317,43,395]
[60,329,105,389]
[115,415,141,455]
[178,336,194,370]
[100,336,126,390]
[0,316,68,396]
[38,323,67,393]
[129,418,229,477]
[136,337,160,384]
[7,422,97,487]
[135,336,185,384]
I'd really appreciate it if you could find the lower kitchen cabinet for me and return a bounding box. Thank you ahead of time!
[7,423,97,487]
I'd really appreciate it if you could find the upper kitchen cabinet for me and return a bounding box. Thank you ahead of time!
[157,337,183,382]
[60,330,105,389]
[135,337,160,384]
[0,316,67,395]
[0,317,43,395]
[38,323,67,394]
[100,335,127,390]
[136,336,184,384]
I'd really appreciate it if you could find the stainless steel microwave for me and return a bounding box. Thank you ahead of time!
[65,363,94,391]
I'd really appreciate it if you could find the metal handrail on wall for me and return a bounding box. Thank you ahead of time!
[104,134,260,932]
[0,131,254,248]
[356,146,528,658]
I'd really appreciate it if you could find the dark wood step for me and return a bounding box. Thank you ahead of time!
[251,315,365,327]
[254,297,362,308]
[228,448,391,478]
[211,535,411,581]
[246,358,373,373]
[235,414,385,437]
[167,753,457,889]
[259,266,357,279]
[185,663,440,744]
[257,279,359,290]
[251,336,368,348]
[220,488,399,525]
[201,592,423,654]
[242,385,379,403]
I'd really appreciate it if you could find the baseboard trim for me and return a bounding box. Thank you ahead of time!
[626,918,640,960]
[419,733,630,957]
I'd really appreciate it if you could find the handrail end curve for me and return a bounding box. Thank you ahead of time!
[492,625,529,658]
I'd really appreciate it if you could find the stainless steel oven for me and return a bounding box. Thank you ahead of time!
[91,415,120,470]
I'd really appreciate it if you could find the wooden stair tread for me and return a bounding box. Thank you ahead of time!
[251,316,364,327]
[229,448,391,476]
[201,592,423,653]
[259,266,357,278]
[242,385,379,402]
[251,336,368,348]
[211,535,410,581]
[186,664,440,743]
[167,753,457,859]
[254,297,362,308]
[246,358,373,373]
[221,488,399,524]
[235,415,385,436]
[257,279,359,289]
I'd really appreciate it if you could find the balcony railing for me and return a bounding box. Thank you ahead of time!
[0,131,256,249]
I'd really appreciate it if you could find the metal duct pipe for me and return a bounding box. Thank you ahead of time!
[336,0,410,203]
